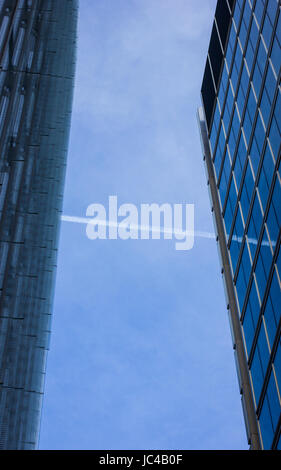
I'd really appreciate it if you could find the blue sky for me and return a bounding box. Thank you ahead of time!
[39,0,248,450]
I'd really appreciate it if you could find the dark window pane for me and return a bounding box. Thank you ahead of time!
[230,206,244,273]
[240,161,254,222]
[259,396,274,449]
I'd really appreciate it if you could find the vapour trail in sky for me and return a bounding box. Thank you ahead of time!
[61,215,274,247]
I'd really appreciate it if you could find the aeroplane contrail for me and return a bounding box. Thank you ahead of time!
[61,215,215,239]
[61,214,274,247]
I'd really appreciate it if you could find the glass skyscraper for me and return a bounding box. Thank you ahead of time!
[0,0,78,449]
[198,0,280,450]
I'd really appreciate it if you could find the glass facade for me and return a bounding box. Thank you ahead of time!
[199,0,281,450]
[0,0,78,449]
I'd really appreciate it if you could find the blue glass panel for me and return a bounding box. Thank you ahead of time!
[262,145,275,182]
[243,0,252,30]
[236,243,252,311]
[259,396,274,449]
[224,196,234,236]
[264,294,277,350]
[247,87,257,126]
[266,200,279,243]
[255,230,272,302]
[239,18,248,51]
[267,269,281,337]
[276,8,281,43]
[276,244,281,278]
[257,145,274,211]
[260,66,276,127]
[214,142,223,180]
[243,303,256,354]
[240,161,254,222]
[266,1,278,26]
[241,240,252,280]
[251,321,270,403]
[247,193,263,259]
[259,230,273,278]
[251,344,264,403]
[228,176,237,208]
[223,85,234,134]
[246,18,258,72]
[264,62,276,98]
[218,62,229,107]
[270,13,281,76]
[254,0,265,27]
[243,109,252,146]
[230,206,244,273]
[249,137,261,177]
[210,104,220,154]
[266,175,281,243]
[252,54,263,99]
[214,141,224,181]
[241,280,260,355]
[228,108,240,160]
[253,113,265,155]
[226,24,237,69]
[232,107,240,141]
[237,66,250,118]
[249,279,260,326]
[219,150,231,206]
[262,11,273,50]
[274,339,281,393]
[228,128,236,160]
[234,134,247,190]
[233,0,242,28]
[257,321,270,373]
[239,65,249,95]
[278,434,281,450]
[269,116,280,159]
[256,36,267,75]
[236,267,248,313]
[231,49,241,93]
[266,372,281,431]
[224,177,237,235]
[269,92,281,159]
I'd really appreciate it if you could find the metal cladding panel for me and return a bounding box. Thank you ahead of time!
[0,0,78,449]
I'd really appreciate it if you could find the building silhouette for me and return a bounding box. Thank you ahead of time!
[198,0,281,450]
[0,0,78,449]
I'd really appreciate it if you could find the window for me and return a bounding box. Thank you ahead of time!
[254,0,265,27]
[240,160,254,223]
[224,176,237,235]
[246,17,259,72]
[247,192,263,259]
[242,278,260,352]
[255,229,273,302]
[257,144,275,211]
[264,272,281,348]
[268,92,281,159]
[270,12,281,76]
[235,242,252,312]
[230,206,244,274]
[219,149,231,206]
[266,174,281,243]
[234,134,247,190]
[250,321,270,404]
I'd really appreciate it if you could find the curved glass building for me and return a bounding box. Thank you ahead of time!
[198,0,281,450]
[0,0,78,449]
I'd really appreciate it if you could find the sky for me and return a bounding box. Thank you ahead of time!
[39,0,249,450]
